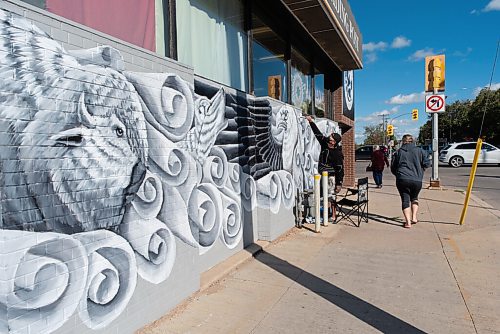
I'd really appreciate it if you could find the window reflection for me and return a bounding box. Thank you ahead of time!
[251,15,287,102]
[291,48,312,114]
[314,74,325,117]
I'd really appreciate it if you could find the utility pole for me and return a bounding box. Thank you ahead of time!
[379,112,389,146]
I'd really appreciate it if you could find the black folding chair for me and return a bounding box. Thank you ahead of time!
[334,177,369,227]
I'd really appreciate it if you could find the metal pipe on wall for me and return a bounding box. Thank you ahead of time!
[314,174,321,233]
[322,171,329,226]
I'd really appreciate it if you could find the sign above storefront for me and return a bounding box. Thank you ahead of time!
[323,0,362,66]
[342,71,355,119]
[280,0,363,70]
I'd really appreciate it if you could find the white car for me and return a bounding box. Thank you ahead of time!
[439,142,500,167]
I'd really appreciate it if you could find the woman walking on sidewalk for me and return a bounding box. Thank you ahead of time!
[370,145,389,188]
[391,134,431,228]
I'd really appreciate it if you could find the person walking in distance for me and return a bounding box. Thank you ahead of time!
[306,115,344,222]
[371,145,389,188]
[391,134,431,228]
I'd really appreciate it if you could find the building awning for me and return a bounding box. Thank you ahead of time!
[280,0,363,70]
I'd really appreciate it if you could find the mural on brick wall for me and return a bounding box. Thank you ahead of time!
[0,9,340,334]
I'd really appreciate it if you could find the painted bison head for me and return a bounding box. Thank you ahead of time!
[7,66,149,232]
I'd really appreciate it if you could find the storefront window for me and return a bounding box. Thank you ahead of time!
[314,73,325,117]
[291,48,312,114]
[176,0,248,91]
[21,0,164,53]
[251,15,287,102]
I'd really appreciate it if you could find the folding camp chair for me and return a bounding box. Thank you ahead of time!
[334,177,368,227]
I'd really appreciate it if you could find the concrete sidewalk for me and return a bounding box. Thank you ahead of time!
[139,180,500,334]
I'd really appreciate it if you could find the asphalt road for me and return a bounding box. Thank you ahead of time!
[355,159,500,210]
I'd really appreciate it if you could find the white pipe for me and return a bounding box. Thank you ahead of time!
[322,171,329,226]
[314,174,321,233]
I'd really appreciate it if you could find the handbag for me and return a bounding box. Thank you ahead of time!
[365,163,373,172]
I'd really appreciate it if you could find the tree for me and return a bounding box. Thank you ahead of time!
[363,124,385,145]
[469,88,500,144]
[417,119,432,144]
[418,88,500,146]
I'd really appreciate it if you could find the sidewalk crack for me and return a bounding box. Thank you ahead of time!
[248,271,299,334]
[426,200,479,334]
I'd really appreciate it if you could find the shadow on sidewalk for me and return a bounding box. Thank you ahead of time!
[417,220,459,225]
[371,190,487,210]
[367,213,459,226]
[252,250,426,334]
[367,213,404,227]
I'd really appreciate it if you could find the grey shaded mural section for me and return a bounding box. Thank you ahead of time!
[0,8,340,334]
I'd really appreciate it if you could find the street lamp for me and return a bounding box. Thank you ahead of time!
[389,112,412,123]
[388,112,412,141]
[385,112,412,158]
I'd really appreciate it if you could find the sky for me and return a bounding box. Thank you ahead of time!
[349,0,500,144]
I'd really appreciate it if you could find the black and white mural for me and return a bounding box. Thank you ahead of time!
[342,70,355,120]
[0,9,340,334]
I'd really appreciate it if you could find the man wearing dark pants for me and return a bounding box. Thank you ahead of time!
[391,134,431,228]
[306,115,344,222]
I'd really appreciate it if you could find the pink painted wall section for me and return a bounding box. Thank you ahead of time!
[47,0,156,51]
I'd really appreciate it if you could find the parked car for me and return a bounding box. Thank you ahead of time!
[419,144,433,159]
[355,145,374,160]
[438,142,500,167]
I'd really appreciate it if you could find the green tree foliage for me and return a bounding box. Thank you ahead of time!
[417,121,432,144]
[363,124,385,145]
[418,88,500,145]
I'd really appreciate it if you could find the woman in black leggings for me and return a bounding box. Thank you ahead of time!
[391,135,431,228]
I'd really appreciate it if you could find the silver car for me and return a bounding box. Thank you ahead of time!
[439,142,500,167]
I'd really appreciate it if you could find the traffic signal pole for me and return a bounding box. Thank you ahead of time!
[428,56,444,188]
[431,105,440,187]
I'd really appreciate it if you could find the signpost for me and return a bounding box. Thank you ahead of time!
[425,55,446,188]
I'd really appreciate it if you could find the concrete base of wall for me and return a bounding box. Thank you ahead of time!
[256,206,295,241]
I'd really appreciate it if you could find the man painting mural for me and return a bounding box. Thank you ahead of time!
[306,115,344,222]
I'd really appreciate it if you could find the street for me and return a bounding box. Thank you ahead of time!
[356,160,500,211]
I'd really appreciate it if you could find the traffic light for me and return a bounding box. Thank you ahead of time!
[425,55,445,92]
[412,109,418,121]
[387,124,394,136]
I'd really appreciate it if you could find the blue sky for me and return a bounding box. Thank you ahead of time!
[349,0,500,144]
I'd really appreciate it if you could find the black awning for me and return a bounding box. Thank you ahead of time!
[281,0,362,70]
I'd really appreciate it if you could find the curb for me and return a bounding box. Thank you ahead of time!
[200,241,268,291]
[469,193,494,209]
